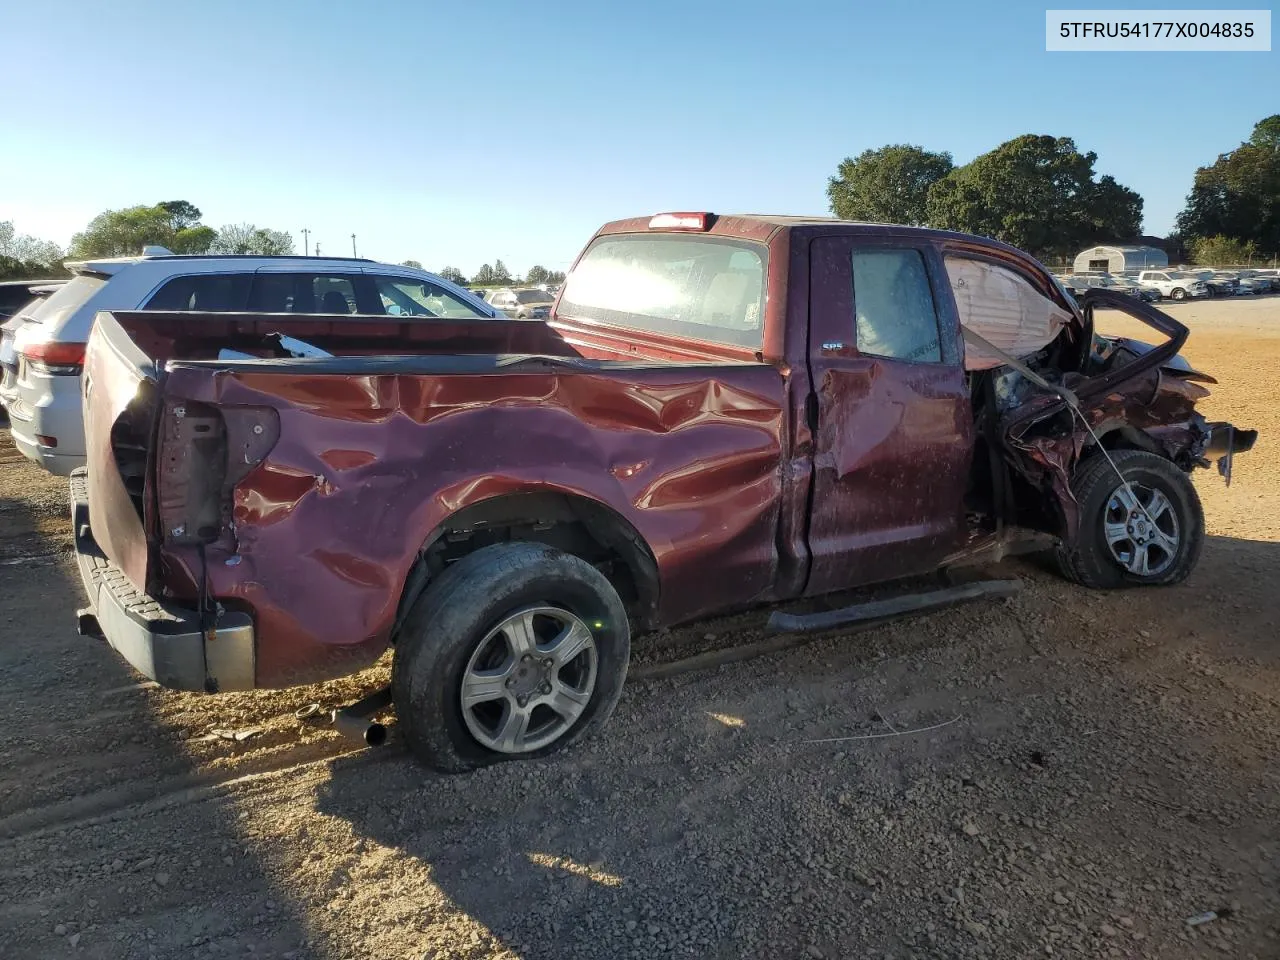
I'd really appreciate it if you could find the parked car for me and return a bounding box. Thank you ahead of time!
[0,279,66,319]
[1,281,67,423]
[1237,269,1280,293]
[1210,271,1266,295]
[1185,270,1239,297]
[1135,270,1210,301]
[72,212,1255,771]
[1071,273,1160,302]
[4,250,500,475]
[486,287,556,319]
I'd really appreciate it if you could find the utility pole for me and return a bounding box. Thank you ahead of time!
[301,228,310,257]
[351,234,357,258]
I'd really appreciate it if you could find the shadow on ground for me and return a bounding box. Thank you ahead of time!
[310,533,1280,959]
[0,487,321,960]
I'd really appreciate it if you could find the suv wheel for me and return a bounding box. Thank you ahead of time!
[1170,287,1188,301]
[1056,450,1203,589]
[392,542,630,772]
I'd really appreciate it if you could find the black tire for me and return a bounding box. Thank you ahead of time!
[1170,287,1187,301]
[1056,450,1203,589]
[391,542,630,772]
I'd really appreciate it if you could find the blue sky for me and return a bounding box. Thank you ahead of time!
[1,0,1274,275]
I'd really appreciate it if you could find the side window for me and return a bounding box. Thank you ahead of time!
[850,249,941,364]
[145,274,250,311]
[372,276,490,319]
[248,274,359,313]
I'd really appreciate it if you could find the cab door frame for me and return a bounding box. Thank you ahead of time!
[802,235,974,595]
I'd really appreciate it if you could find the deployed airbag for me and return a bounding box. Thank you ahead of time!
[946,257,1072,370]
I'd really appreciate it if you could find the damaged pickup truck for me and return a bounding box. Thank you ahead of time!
[73,213,1256,771]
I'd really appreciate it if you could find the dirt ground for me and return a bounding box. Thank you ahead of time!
[1,296,1278,960]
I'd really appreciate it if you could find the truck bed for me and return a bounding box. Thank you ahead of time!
[81,311,797,688]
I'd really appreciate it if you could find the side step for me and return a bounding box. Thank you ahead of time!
[766,579,1022,635]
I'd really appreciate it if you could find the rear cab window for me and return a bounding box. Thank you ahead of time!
[557,235,766,349]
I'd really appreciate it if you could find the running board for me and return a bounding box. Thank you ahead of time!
[766,579,1022,635]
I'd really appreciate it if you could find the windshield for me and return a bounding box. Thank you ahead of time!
[559,235,766,349]
[515,289,553,304]
[21,274,106,326]
[1167,271,1196,279]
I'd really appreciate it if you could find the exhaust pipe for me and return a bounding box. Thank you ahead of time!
[330,686,392,748]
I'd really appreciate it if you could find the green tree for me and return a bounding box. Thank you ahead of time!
[0,221,63,267]
[171,226,216,254]
[525,264,549,285]
[401,259,424,269]
[1176,116,1280,253]
[69,204,175,258]
[158,201,203,231]
[925,135,1142,260]
[1187,235,1259,265]
[492,259,512,283]
[473,263,497,284]
[211,224,295,255]
[546,270,566,284]
[827,145,953,225]
[438,266,466,284]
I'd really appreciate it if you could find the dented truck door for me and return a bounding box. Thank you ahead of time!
[803,237,974,594]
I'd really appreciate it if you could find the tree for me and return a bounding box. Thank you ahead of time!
[827,145,953,225]
[158,201,203,231]
[171,226,216,254]
[546,270,566,285]
[525,264,549,285]
[401,259,423,269]
[492,259,512,283]
[438,266,466,284]
[0,221,63,266]
[1176,116,1280,254]
[925,135,1143,260]
[69,204,176,258]
[473,263,497,284]
[211,224,295,255]
[1187,235,1259,265]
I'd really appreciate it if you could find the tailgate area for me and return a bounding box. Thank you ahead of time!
[71,468,256,692]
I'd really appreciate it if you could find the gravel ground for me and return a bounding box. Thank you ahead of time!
[1,298,1278,960]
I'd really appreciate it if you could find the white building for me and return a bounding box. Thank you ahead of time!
[1073,245,1168,275]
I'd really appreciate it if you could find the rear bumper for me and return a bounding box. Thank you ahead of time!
[7,375,87,474]
[70,469,256,692]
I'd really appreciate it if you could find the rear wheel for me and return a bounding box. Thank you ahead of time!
[1056,450,1203,589]
[392,542,630,772]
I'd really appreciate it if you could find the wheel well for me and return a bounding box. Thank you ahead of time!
[1094,425,1162,456]
[392,493,660,642]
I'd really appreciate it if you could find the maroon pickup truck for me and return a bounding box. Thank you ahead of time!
[73,213,1254,771]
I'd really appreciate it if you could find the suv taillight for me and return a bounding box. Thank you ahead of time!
[21,341,86,375]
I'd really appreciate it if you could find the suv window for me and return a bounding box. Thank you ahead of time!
[851,249,941,363]
[144,274,251,311]
[373,276,490,319]
[248,274,362,313]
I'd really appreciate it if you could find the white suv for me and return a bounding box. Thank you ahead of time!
[1135,270,1210,301]
[1,251,500,475]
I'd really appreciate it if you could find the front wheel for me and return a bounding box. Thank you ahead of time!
[392,542,630,772]
[1171,287,1188,301]
[1056,450,1204,589]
